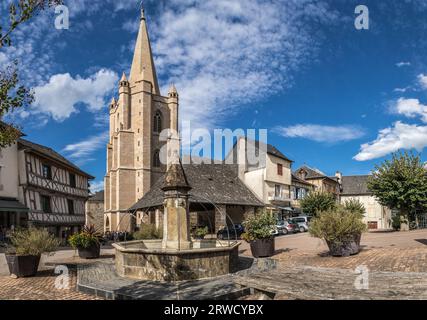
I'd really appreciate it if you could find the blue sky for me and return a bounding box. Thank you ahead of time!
[3,0,427,191]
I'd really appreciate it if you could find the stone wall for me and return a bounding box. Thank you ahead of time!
[85,200,104,233]
[115,244,240,281]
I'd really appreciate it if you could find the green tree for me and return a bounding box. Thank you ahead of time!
[368,151,427,228]
[0,0,62,147]
[300,191,337,216]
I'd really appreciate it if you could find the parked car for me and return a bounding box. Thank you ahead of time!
[276,220,299,235]
[217,224,245,240]
[290,216,312,232]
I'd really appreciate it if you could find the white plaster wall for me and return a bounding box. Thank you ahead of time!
[341,195,391,229]
[243,168,265,203]
[0,143,19,198]
[265,154,292,185]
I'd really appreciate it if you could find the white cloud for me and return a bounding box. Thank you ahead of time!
[396,61,411,67]
[274,124,365,143]
[0,52,8,65]
[0,0,135,85]
[32,69,118,121]
[62,131,109,165]
[89,180,104,193]
[418,74,427,89]
[3,0,339,132]
[393,87,409,93]
[354,122,427,161]
[150,0,340,130]
[393,97,427,123]
[122,19,139,32]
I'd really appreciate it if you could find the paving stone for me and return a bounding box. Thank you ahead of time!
[0,269,101,300]
[77,258,258,300]
[2,231,427,300]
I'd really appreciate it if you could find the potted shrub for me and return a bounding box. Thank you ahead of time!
[309,206,367,257]
[6,228,60,278]
[194,226,208,240]
[241,211,276,258]
[69,225,101,259]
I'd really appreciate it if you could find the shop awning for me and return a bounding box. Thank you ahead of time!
[278,207,294,212]
[0,198,29,212]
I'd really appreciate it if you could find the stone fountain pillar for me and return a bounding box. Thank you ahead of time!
[161,160,193,250]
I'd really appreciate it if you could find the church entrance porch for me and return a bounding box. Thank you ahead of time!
[134,204,258,237]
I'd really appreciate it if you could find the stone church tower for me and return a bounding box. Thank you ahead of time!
[104,6,179,232]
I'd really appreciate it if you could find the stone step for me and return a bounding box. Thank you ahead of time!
[233,266,427,300]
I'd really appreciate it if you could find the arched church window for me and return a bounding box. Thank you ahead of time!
[154,111,162,133]
[153,149,161,167]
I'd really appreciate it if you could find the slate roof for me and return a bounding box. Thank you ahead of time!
[295,165,328,179]
[266,143,293,163]
[226,139,293,164]
[291,174,314,187]
[294,166,339,185]
[130,163,264,210]
[341,175,372,196]
[18,138,94,179]
[89,191,104,202]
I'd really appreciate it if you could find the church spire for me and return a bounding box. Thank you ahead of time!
[129,3,160,95]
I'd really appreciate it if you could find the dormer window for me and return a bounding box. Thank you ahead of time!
[154,111,162,133]
[299,170,307,180]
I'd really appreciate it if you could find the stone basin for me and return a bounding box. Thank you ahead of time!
[113,240,241,282]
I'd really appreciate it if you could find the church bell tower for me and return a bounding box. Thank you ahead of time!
[104,5,179,233]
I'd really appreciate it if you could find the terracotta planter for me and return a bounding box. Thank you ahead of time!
[6,254,41,278]
[250,238,275,258]
[77,243,100,259]
[326,233,361,257]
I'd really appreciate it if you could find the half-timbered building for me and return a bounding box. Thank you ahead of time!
[17,139,94,240]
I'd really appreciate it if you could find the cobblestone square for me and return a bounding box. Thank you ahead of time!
[1,230,427,300]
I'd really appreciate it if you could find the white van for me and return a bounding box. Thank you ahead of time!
[290,216,312,232]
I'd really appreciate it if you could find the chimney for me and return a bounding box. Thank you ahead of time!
[335,171,342,184]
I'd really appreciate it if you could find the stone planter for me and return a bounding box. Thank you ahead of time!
[6,254,41,278]
[326,233,361,257]
[249,238,275,258]
[77,243,100,259]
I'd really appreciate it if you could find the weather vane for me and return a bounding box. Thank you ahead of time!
[140,0,146,19]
